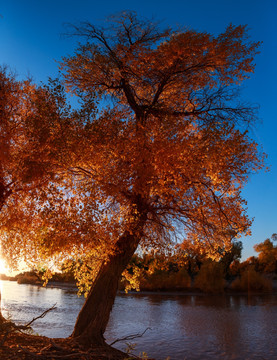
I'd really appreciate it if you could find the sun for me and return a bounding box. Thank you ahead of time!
[0,258,7,274]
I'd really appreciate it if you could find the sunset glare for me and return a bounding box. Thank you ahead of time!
[0,259,7,275]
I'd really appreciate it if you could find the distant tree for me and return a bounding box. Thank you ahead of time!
[231,266,272,292]
[244,255,260,270]
[271,233,277,242]
[220,240,243,278]
[2,12,264,351]
[254,235,277,273]
[179,240,208,278]
[229,259,242,277]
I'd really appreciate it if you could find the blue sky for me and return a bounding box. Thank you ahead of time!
[1,0,276,259]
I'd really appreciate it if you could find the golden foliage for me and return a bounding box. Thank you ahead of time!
[0,13,265,293]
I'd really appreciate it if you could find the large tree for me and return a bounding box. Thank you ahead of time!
[60,12,263,346]
[2,12,264,351]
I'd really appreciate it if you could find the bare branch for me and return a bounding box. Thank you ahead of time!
[24,303,57,328]
[109,327,151,346]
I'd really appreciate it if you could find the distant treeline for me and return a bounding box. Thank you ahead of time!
[2,234,276,294]
[119,234,277,293]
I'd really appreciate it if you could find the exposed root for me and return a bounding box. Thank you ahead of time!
[0,305,148,359]
[0,332,140,359]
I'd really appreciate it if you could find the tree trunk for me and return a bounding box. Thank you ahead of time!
[71,216,146,347]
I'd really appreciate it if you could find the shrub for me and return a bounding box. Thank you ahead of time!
[16,273,41,285]
[231,267,272,292]
[194,261,225,293]
[140,267,191,291]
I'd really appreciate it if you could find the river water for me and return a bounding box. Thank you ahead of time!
[1,280,277,360]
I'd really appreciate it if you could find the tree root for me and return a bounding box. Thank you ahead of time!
[0,305,149,359]
[0,331,141,359]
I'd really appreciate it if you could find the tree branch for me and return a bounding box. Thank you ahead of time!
[109,327,151,346]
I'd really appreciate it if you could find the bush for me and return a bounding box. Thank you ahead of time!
[16,273,41,285]
[231,267,272,292]
[140,267,191,291]
[194,261,225,293]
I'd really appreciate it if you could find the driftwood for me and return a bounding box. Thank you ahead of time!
[0,303,57,346]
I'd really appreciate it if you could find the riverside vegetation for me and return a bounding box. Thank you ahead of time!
[2,235,276,294]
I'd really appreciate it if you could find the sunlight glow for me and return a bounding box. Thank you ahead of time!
[0,258,7,274]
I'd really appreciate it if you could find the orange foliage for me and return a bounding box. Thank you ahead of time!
[1,13,264,293]
[0,72,73,270]
[254,235,277,273]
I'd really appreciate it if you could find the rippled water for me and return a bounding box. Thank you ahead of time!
[1,280,277,359]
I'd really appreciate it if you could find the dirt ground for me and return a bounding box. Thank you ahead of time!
[0,331,130,360]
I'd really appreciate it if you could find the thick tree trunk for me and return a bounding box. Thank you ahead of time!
[71,216,146,347]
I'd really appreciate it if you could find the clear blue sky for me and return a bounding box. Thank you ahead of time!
[1,0,276,260]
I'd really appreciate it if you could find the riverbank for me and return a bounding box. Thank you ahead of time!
[1,276,277,296]
[0,331,131,360]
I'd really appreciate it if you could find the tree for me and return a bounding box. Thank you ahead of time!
[178,239,208,278]
[2,12,264,351]
[254,234,277,273]
[59,12,263,347]
[219,240,243,278]
[0,69,72,322]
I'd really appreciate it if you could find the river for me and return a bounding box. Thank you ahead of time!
[1,280,277,359]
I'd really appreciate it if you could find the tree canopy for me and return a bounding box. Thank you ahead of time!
[58,12,263,255]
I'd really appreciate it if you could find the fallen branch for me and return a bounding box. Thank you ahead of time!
[24,303,57,328]
[0,303,57,346]
[109,327,151,346]
[40,339,65,353]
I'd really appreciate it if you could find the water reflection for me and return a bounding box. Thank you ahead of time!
[1,281,277,360]
[107,292,277,360]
